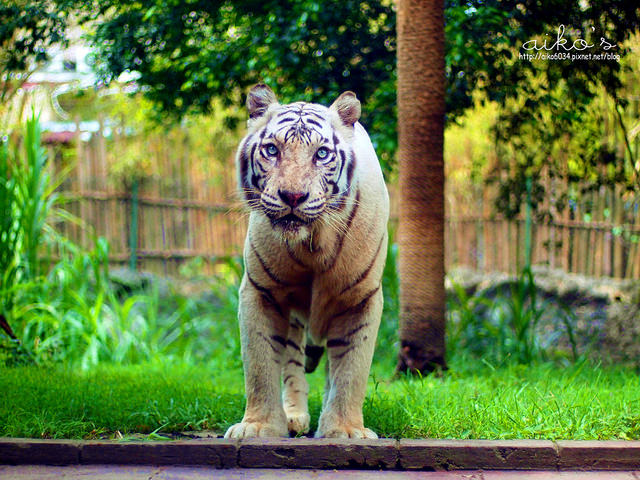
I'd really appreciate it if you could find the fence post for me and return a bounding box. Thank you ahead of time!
[524,175,533,270]
[129,179,139,271]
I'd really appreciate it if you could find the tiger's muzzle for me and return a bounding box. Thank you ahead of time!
[260,188,325,235]
[268,190,312,231]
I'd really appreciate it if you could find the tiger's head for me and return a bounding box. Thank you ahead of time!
[237,84,361,242]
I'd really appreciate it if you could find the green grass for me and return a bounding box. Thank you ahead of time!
[374,360,640,439]
[2,358,639,440]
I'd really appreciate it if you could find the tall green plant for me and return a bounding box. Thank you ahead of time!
[0,135,20,340]
[0,114,70,360]
[498,267,542,364]
[13,114,60,279]
[0,115,57,328]
[447,268,579,365]
[446,282,498,360]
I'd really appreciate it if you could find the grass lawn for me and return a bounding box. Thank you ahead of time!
[1,358,639,440]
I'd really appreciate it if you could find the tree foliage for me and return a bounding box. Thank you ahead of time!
[0,1,68,102]
[63,0,397,165]
[4,1,640,208]
[78,1,640,175]
[445,1,639,116]
[444,1,640,214]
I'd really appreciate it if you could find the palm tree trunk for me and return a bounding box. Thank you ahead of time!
[396,0,447,374]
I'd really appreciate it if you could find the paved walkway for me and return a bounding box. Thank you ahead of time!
[1,466,639,479]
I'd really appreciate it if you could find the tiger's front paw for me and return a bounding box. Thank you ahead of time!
[286,410,310,435]
[224,421,288,438]
[316,421,378,439]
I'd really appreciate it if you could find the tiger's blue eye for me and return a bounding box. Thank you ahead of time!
[316,147,330,162]
[265,144,278,156]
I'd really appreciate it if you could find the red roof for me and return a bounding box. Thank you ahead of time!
[42,131,75,144]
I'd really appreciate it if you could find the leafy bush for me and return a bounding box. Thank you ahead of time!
[0,114,67,362]
[447,267,579,365]
[378,242,581,369]
[1,116,243,369]
[9,247,243,369]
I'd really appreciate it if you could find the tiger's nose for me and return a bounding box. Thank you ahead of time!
[278,190,309,208]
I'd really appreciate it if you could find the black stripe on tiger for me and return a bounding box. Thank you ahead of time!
[239,158,251,198]
[285,239,308,268]
[302,203,323,213]
[271,335,287,347]
[258,332,281,354]
[345,149,356,187]
[327,338,350,348]
[287,359,303,367]
[321,189,360,272]
[305,117,322,128]
[333,345,356,360]
[346,322,369,337]
[247,272,285,318]
[239,139,258,202]
[326,323,369,352]
[261,198,282,210]
[251,173,261,190]
[330,149,355,213]
[340,234,385,295]
[326,179,340,195]
[303,200,324,211]
[250,239,291,286]
[287,339,303,353]
[301,110,326,121]
[337,149,346,180]
[290,318,304,330]
[277,116,296,124]
[331,284,381,320]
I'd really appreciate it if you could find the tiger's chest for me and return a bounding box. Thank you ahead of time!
[244,215,351,310]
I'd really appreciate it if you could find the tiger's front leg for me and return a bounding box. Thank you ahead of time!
[316,286,383,439]
[225,275,289,438]
[282,316,310,435]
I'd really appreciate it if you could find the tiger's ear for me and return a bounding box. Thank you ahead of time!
[247,84,278,119]
[330,91,361,127]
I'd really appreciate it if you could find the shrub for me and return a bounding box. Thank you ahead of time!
[447,267,579,365]
[0,116,244,369]
[0,114,66,362]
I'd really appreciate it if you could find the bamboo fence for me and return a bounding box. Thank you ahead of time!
[48,120,247,276]
[443,178,640,278]
[48,127,640,279]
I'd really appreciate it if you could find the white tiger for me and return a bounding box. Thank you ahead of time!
[225,84,389,438]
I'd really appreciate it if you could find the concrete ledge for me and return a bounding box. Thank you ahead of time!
[238,438,398,469]
[557,441,640,470]
[3,437,640,471]
[81,439,237,468]
[399,439,558,471]
[0,439,80,465]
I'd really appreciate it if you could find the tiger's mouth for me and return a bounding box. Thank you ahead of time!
[271,213,311,231]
